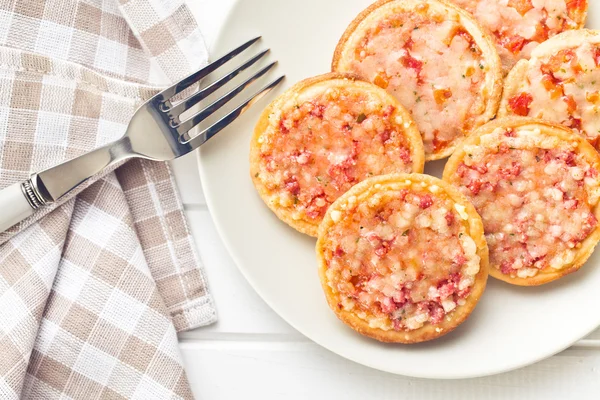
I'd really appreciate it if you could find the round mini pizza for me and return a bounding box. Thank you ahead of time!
[250,73,424,237]
[450,0,588,72]
[316,174,489,343]
[499,29,600,150]
[443,118,600,286]
[332,0,503,160]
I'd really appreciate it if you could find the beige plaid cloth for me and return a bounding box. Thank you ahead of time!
[0,0,217,399]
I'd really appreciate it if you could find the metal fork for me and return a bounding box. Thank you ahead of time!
[0,37,283,233]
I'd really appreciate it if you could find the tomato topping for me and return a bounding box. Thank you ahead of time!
[501,35,527,55]
[563,95,578,113]
[594,46,600,67]
[432,133,451,153]
[586,92,600,103]
[401,53,423,75]
[569,117,583,131]
[374,72,389,89]
[507,0,534,16]
[433,87,453,105]
[508,92,533,116]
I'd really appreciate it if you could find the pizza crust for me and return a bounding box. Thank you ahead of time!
[332,0,503,161]
[250,73,425,237]
[443,117,600,286]
[498,58,529,118]
[316,174,489,343]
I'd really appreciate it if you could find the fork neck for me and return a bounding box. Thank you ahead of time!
[32,136,134,204]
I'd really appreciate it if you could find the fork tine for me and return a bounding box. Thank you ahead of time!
[157,37,261,101]
[167,49,270,117]
[184,76,285,148]
[175,61,277,134]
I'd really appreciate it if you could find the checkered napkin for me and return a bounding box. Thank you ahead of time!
[0,0,217,399]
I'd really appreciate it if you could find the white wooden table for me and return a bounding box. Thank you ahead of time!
[174,1,600,398]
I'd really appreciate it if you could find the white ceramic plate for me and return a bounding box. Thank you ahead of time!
[198,0,600,379]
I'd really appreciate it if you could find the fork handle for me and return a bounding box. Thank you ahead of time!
[0,182,35,233]
[0,137,133,233]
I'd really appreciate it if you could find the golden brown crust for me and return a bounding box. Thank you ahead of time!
[250,72,425,237]
[497,60,529,118]
[332,0,503,161]
[499,29,600,119]
[316,173,489,343]
[331,0,389,73]
[443,117,600,286]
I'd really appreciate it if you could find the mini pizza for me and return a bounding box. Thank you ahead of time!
[316,174,489,343]
[450,0,588,72]
[443,118,600,286]
[332,0,503,160]
[499,30,600,150]
[250,73,424,237]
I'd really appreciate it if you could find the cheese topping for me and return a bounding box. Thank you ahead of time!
[452,127,600,279]
[505,41,600,149]
[255,82,418,226]
[340,8,491,157]
[322,182,481,332]
[452,0,586,70]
